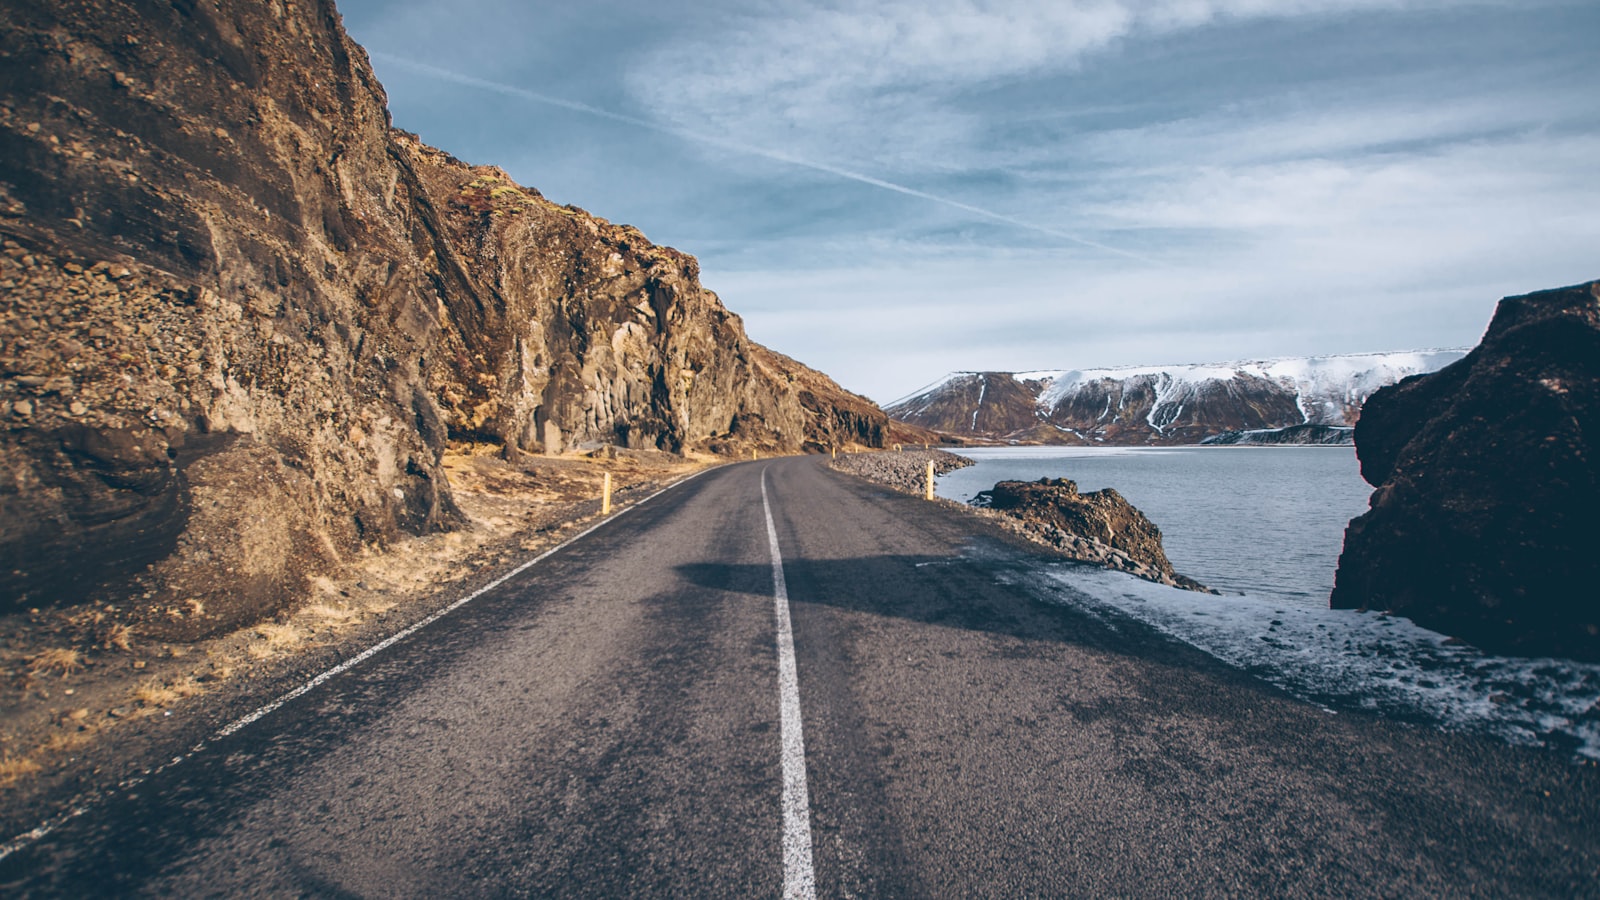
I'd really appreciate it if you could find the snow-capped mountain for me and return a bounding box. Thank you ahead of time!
[886,350,1469,444]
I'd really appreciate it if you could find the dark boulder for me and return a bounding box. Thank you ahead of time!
[1331,281,1600,660]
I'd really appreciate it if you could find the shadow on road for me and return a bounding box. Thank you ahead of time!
[673,553,1237,680]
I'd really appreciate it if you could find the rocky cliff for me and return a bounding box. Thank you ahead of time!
[1331,281,1599,661]
[0,0,884,633]
[888,352,1466,445]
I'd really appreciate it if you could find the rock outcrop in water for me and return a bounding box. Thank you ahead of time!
[1331,281,1600,661]
[972,478,1211,591]
[0,0,885,635]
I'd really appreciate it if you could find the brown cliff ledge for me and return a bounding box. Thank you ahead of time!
[1331,280,1600,661]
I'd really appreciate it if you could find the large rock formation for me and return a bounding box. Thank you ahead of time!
[887,352,1466,445]
[1331,281,1600,661]
[0,0,884,634]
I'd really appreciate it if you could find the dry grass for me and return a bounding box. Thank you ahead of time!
[0,755,42,788]
[303,602,361,634]
[245,622,303,660]
[102,623,135,652]
[132,675,202,709]
[68,608,106,629]
[26,647,83,679]
[42,729,93,754]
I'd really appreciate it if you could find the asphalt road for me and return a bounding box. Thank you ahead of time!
[3,457,1597,897]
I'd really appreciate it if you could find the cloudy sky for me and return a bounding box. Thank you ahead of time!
[338,0,1599,404]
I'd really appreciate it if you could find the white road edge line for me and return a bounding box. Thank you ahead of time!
[0,466,713,864]
[762,468,818,900]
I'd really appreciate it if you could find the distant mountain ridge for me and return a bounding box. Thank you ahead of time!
[887,350,1469,445]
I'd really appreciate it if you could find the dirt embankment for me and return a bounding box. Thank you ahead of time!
[831,450,1211,592]
[0,448,711,808]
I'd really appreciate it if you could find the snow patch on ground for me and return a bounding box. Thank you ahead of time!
[1045,565,1600,759]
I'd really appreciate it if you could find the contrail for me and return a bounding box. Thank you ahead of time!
[370,52,1162,266]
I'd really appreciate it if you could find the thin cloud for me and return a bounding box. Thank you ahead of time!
[625,0,1514,169]
[368,52,1163,265]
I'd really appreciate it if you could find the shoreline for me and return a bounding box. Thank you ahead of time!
[933,443,1370,603]
[829,449,1212,592]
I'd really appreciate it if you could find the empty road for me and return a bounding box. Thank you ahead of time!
[4,457,1597,896]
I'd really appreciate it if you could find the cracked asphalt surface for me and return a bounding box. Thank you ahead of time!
[3,456,1597,896]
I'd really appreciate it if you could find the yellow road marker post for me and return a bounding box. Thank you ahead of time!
[925,460,935,500]
[602,471,612,515]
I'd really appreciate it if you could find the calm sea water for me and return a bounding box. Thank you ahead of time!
[937,446,1374,606]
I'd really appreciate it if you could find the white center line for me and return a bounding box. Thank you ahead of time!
[762,469,817,900]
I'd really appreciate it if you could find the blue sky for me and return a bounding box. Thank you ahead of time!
[338,0,1600,404]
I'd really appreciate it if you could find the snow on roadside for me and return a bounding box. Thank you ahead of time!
[1043,565,1600,760]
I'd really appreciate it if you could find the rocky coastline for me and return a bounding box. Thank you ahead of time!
[828,448,974,492]
[971,478,1212,592]
[830,450,1211,591]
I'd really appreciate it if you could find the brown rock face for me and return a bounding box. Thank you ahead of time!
[973,478,1208,591]
[0,0,884,631]
[1331,281,1600,661]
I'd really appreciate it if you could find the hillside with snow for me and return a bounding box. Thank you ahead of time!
[887,350,1469,444]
